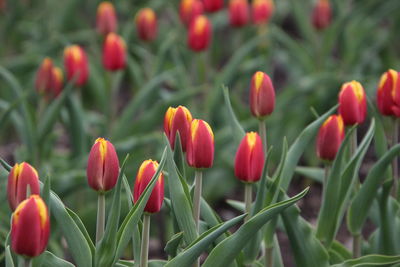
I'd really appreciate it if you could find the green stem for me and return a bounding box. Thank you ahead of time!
[265,246,273,267]
[193,170,203,231]
[244,183,252,222]
[96,193,105,244]
[18,257,31,267]
[323,164,330,197]
[140,214,150,267]
[258,119,267,153]
[351,128,359,191]
[392,118,399,199]
[353,234,361,258]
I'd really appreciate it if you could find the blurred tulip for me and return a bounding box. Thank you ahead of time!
[0,0,5,11]
[87,138,120,192]
[234,132,265,183]
[51,67,64,97]
[7,162,40,211]
[311,0,331,30]
[229,0,249,27]
[96,1,118,35]
[64,45,89,87]
[35,58,64,99]
[186,119,214,168]
[180,0,204,27]
[102,33,126,71]
[338,81,367,126]
[249,71,275,119]
[11,195,50,257]
[202,0,223,12]
[133,160,164,213]
[136,8,157,42]
[252,0,274,24]
[164,106,193,152]
[377,69,400,117]
[188,15,212,52]
[316,115,345,161]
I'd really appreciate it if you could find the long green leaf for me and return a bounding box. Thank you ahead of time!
[5,246,14,267]
[221,85,245,146]
[331,254,400,267]
[33,251,74,267]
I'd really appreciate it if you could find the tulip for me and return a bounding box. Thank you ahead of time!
[7,162,40,211]
[102,33,126,71]
[35,58,64,99]
[188,15,212,52]
[96,1,118,35]
[64,45,89,87]
[51,67,64,98]
[234,132,265,183]
[87,137,120,192]
[311,0,331,30]
[252,0,274,25]
[249,71,275,119]
[202,0,223,12]
[377,69,400,117]
[316,115,345,161]
[229,0,249,28]
[180,0,204,27]
[338,81,367,126]
[135,8,157,42]
[164,106,193,152]
[186,119,214,168]
[11,195,50,257]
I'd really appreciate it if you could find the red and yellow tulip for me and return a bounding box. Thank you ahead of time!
[180,0,204,27]
[35,58,64,99]
[249,71,275,119]
[164,106,193,152]
[136,8,158,42]
[202,0,223,13]
[64,45,89,87]
[186,119,214,168]
[229,0,249,27]
[338,81,367,125]
[316,115,345,161]
[252,0,274,25]
[311,0,331,30]
[96,1,118,35]
[377,69,400,117]
[102,33,126,71]
[188,15,212,52]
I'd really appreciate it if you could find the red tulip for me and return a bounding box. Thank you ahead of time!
[96,1,118,35]
[180,0,204,27]
[316,115,345,161]
[229,0,249,27]
[377,69,400,117]
[11,195,50,257]
[338,80,367,125]
[7,162,40,211]
[188,15,212,52]
[164,106,193,152]
[87,138,120,192]
[136,8,158,42]
[202,0,223,12]
[252,0,274,25]
[133,160,164,213]
[234,132,265,183]
[186,119,214,168]
[311,0,331,30]
[249,71,275,119]
[51,67,64,98]
[102,33,126,71]
[64,45,89,87]
[35,58,53,94]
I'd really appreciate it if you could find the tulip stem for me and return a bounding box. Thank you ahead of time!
[193,170,203,231]
[351,129,360,191]
[392,118,399,199]
[96,193,105,244]
[140,214,150,267]
[265,246,273,267]
[353,234,361,258]
[258,119,267,153]
[18,257,31,267]
[244,183,252,222]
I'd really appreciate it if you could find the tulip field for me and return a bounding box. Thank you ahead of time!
[1,0,400,266]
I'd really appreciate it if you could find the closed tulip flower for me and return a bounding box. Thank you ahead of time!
[136,8,157,42]
[96,1,118,35]
[133,160,164,213]
[234,132,265,183]
[316,115,345,161]
[229,0,249,27]
[51,67,64,98]
[250,71,275,119]
[164,106,193,152]
[180,0,204,27]
[102,33,126,71]
[203,0,223,12]
[7,162,40,211]
[252,0,274,24]
[338,81,367,126]
[35,58,54,94]
[377,69,400,117]
[64,45,89,87]
[188,15,212,52]
[87,138,120,192]
[11,195,50,257]
[311,0,331,30]
[186,119,214,168]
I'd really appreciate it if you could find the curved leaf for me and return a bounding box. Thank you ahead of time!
[331,254,400,267]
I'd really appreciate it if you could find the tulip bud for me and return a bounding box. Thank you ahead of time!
[338,81,367,126]
[316,115,345,161]
[135,8,158,42]
[377,69,400,117]
[11,195,50,257]
[87,138,120,192]
[7,162,40,211]
[102,33,126,71]
[311,0,331,30]
[229,0,249,28]
[96,1,118,35]
[64,45,89,87]
[133,160,164,213]
[252,0,274,25]
[186,119,214,168]
[180,0,204,27]
[188,15,212,52]
[249,71,275,119]
[0,0,6,12]
[202,0,223,13]
[35,58,64,99]
[234,132,265,183]
[51,67,64,98]
[164,106,193,152]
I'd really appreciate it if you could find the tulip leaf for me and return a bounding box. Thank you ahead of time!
[221,85,245,146]
[32,251,74,267]
[165,232,184,258]
[173,132,186,179]
[5,246,14,267]
[42,174,51,209]
[0,156,12,171]
[65,93,87,159]
[295,166,324,184]
[202,188,309,267]
[66,207,95,255]
[330,254,400,267]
